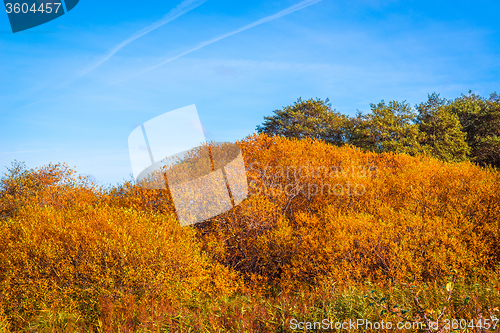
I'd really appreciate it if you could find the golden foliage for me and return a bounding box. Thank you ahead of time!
[1,134,499,330]
[0,164,242,328]
[199,134,500,288]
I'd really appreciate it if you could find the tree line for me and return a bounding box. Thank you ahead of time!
[256,91,500,167]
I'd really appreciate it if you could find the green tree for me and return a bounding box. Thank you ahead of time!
[354,100,423,155]
[416,93,470,162]
[448,91,500,167]
[256,98,353,146]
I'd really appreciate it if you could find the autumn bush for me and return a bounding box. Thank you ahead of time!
[197,134,500,290]
[1,134,499,331]
[0,163,242,330]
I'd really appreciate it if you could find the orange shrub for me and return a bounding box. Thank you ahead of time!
[198,134,500,288]
[0,201,242,327]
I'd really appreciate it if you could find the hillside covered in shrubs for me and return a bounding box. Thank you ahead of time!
[0,133,499,332]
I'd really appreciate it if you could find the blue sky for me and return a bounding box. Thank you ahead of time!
[1,0,499,185]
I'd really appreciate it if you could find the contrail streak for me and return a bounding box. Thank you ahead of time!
[113,0,322,85]
[77,0,208,78]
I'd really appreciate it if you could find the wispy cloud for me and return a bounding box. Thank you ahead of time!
[1,99,45,115]
[74,0,208,80]
[113,0,322,84]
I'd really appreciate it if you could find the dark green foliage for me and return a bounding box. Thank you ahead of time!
[256,98,353,146]
[416,93,470,162]
[354,100,423,155]
[447,91,500,167]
